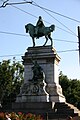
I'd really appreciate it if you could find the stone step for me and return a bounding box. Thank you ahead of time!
[1,102,80,119]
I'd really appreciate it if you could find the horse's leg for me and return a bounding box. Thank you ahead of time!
[32,37,35,47]
[48,34,53,46]
[43,36,48,46]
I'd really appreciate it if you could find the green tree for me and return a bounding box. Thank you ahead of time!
[59,71,80,109]
[68,79,80,109]
[0,58,24,106]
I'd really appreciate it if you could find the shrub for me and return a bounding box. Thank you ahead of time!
[0,112,43,120]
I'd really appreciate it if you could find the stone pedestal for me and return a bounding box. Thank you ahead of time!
[16,80,49,102]
[12,102,80,119]
[12,46,80,120]
[16,45,65,102]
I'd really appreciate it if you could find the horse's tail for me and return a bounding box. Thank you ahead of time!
[50,24,55,32]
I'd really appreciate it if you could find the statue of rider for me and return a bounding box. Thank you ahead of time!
[35,16,45,38]
[32,61,44,82]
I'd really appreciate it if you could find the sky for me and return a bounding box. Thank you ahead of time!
[0,0,80,80]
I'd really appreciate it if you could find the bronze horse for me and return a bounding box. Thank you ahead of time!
[25,23,55,47]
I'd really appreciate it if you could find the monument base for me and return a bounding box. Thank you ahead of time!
[12,46,80,119]
[46,83,65,102]
[16,80,49,102]
[12,102,80,119]
[16,45,66,103]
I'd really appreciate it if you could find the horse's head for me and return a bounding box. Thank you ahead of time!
[50,24,55,32]
[25,24,28,33]
[25,23,35,33]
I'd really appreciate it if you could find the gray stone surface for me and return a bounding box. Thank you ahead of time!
[12,45,80,119]
[12,102,80,119]
[16,45,65,102]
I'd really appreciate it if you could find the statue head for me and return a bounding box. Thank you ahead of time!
[39,16,42,20]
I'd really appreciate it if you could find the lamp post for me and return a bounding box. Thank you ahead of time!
[46,112,48,120]
[78,26,80,65]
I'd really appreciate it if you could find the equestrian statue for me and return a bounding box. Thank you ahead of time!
[25,16,55,47]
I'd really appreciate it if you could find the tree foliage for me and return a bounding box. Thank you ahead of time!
[0,59,24,106]
[59,71,80,109]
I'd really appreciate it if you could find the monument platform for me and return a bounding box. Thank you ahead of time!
[16,45,65,102]
[12,102,80,119]
[12,45,80,119]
